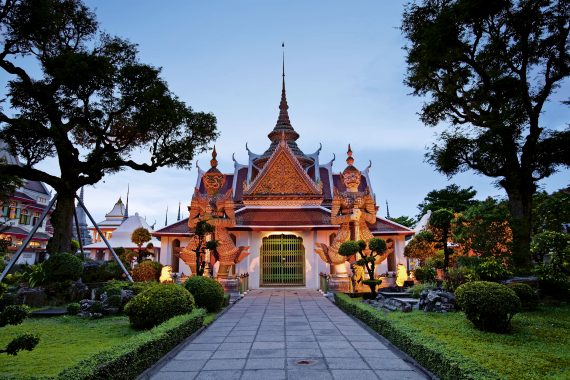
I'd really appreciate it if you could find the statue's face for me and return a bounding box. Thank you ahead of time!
[343,171,361,192]
[203,173,225,195]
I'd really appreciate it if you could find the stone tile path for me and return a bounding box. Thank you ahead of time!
[149,289,429,380]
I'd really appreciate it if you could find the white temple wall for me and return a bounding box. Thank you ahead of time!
[158,236,190,276]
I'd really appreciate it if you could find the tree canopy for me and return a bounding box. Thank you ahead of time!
[0,0,218,253]
[417,184,477,216]
[402,0,570,267]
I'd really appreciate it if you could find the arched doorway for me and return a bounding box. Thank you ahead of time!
[386,239,396,271]
[171,239,180,272]
[260,234,305,286]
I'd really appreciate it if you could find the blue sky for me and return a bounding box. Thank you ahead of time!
[26,1,570,225]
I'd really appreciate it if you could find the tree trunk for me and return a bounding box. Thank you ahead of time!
[48,190,75,254]
[504,184,533,268]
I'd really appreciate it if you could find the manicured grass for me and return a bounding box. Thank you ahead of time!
[0,316,138,379]
[337,294,570,379]
[391,306,570,379]
[203,312,218,326]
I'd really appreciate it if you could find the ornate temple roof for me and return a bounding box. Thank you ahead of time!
[85,213,159,249]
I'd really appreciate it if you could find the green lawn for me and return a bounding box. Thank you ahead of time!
[0,316,138,379]
[370,304,570,379]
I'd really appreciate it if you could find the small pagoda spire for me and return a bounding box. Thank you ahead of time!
[386,200,391,219]
[164,205,168,226]
[123,184,130,221]
[210,145,218,168]
[177,201,181,221]
[275,42,291,128]
[346,144,355,166]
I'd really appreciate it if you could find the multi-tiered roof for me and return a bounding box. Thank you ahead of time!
[154,67,413,237]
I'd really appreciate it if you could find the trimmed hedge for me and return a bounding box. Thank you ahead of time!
[57,309,205,380]
[184,276,225,312]
[334,292,497,380]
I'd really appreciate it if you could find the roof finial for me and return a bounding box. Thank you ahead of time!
[276,42,291,128]
[386,200,391,219]
[210,146,218,168]
[164,205,168,226]
[124,184,130,220]
[346,144,354,166]
[177,201,181,221]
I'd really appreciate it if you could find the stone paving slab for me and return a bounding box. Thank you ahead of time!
[147,289,430,380]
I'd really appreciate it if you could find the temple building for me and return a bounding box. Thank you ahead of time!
[0,142,53,264]
[87,197,128,244]
[153,66,414,290]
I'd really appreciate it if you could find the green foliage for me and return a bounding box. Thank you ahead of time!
[83,260,124,283]
[475,258,512,282]
[335,293,570,380]
[20,263,46,287]
[58,309,205,380]
[456,281,520,333]
[429,209,454,229]
[404,233,437,264]
[454,198,512,258]
[184,276,225,312]
[444,266,479,292]
[338,240,359,257]
[507,283,538,311]
[409,282,437,298]
[417,184,478,216]
[67,303,81,315]
[0,305,30,327]
[70,240,80,253]
[533,190,570,234]
[1,333,39,356]
[425,250,445,269]
[0,0,218,255]
[368,238,387,254]
[429,209,454,270]
[388,215,416,227]
[131,228,151,250]
[530,231,570,269]
[43,253,83,283]
[414,266,436,283]
[402,0,570,268]
[131,260,162,282]
[194,221,214,237]
[124,284,194,329]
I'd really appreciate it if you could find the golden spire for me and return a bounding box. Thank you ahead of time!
[346,144,354,166]
[210,146,218,168]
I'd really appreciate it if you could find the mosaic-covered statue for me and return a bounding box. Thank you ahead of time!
[179,147,249,278]
[315,145,378,291]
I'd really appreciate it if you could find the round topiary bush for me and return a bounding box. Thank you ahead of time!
[455,281,520,333]
[67,302,80,315]
[507,283,539,310]
[43,253,83,283]
[131,260,162,282]
[184,276,225,312]
[124,284,194,329]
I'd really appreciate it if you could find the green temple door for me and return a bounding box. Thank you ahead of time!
[260,234,305,286]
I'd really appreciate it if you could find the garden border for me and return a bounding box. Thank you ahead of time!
[334,292,498,380]
[136,293,240,380]
[56,308,206,380]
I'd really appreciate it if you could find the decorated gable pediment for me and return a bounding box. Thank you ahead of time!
[244,140,321,197]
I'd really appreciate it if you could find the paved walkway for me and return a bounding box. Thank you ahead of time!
[149,289,429,380]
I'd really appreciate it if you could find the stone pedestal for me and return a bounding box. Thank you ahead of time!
[217,277,239,293]
[328,276,351,292]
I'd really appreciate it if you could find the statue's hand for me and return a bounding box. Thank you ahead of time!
[351,208,362,221]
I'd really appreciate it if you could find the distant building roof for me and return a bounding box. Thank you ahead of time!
[84,213,159,250]
[0,226,50,241]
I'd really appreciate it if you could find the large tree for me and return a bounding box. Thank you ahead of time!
[402,0,570,267]
[0,0,217,253]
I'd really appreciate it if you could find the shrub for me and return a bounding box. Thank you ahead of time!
[0,305,30,327]
[409,282,437,298]
[124,284,194,329]
[67,303,81,315]
[444,266,478,292]
[507,283,539,310]
[132,260,162,282]
[475,258,512,282]
[43,253,83,283]
[58,309,205,380]
[455,281,520,333]
[83,261,124,283]
[184,276,225,312]
[414,266,436,283]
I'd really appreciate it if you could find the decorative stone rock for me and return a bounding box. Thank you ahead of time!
[15,287,47,307]
[370,294,414,312]
[419,289,456,312]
